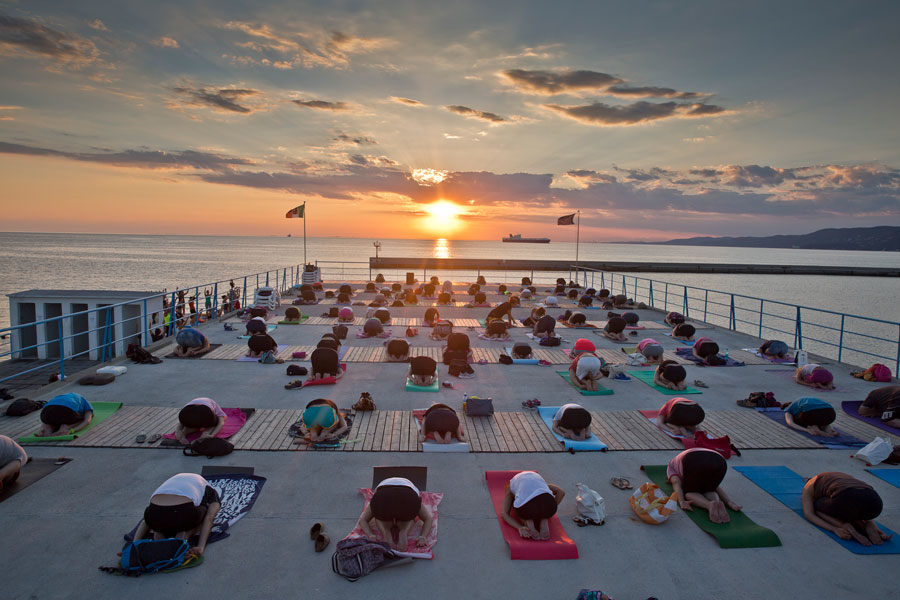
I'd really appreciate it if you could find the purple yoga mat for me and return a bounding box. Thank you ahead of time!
[842,401,900,437]
[756,408,866,449]
[675,348,745,367]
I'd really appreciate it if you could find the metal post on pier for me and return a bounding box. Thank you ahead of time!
[649,280,654,307]
[729,295,736,330]
[57,319,65,381]
[794,306,803,349]
[837,315,845,363]
[758,300,764,338]
[142,299,148,346]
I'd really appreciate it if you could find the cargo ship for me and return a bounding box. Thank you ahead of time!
[501,233,550,243]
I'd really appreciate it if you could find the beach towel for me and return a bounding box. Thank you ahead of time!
[237,324,278,338]
[642,465,781,549]
[165,343,222,358]
[536,406,607,451]
[357,330,392,339]
[126,473,266,546]
[556,371,614,395]
[841,401,900,437]
[277,315,310,324]
[303,364,348,386]
[866,469,900,490]
[412,409,469,452]
[18,402,123,443]
[676,348,745,367]
[162,408,250,443]
[756,409,866,449]
[236,345,288,362]
[741,348,795,364]
[0,458,70,503]
[503,348,540,365]
[344,488,443,559]
[405,377,440,392]
[485,470,578,560]
[734,466,900,554]
[629,370,702,395]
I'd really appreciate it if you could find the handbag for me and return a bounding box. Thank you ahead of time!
[184,437,234,457]
[464,396,493,416]
[854,437,894,465]
[686,430,737,458]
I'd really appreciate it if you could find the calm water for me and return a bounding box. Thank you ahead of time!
[1,232,899,330]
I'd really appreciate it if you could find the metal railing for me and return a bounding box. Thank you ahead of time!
[571,266,900,371]
[0,264,308,385]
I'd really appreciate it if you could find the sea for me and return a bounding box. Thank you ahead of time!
[1,231,899,333]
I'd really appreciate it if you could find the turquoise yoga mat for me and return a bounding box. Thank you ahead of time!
[503,348,539,365]
[628,370,702,395]
[735,466,900,554]
[406,376,440,392]
[18,401,123,443]
[536,406,607,451]
[238,323,278,338]
[555,371,613,395]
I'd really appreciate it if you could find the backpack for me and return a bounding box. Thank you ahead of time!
[331,537,405,582]
[539,336,561,347]
[6,398,45,416]
[332,325,348,340]
[114,538,191,575]
[183,437,234,457]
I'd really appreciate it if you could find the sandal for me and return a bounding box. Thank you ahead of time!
[610,477,632,490]
[284,379,304,390]
[309,522,324,540]
[146,433,161,444]
[135,434,147,444]
[694,380,709,388]
[314,533,330,552]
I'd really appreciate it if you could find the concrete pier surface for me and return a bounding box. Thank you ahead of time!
[1,280,897,600]
[371,257,900,277]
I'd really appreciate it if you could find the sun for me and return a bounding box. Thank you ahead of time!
[420,200,464,235]
[424,200,462,219]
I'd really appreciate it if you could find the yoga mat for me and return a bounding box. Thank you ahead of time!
[866,469,900,489]
[162,407,249,443]
[741,348,794,364]
[406,376,440,392]
[237,324,278,338]
[277,315,310,324]
[302,365,347,387]
[841,401,900,437]
[345,487,442,559]
[485,470,578,560]
[166,343,223,358]
[766,369,837,391]
[536,406,607,451]
[374,466,427,490]
[0,458,70,503]
[642,464,781,549]
[18,402,123,443]
[556,371,614,395]
[734,465,900,554]
[413,409,469,452]
[504,348,540,365]
[756,409,866,449]
[638,410,690,440]
[629,370,702,395]
[236,345,288,361]
[676,348,745,367]
[126,473,266,545]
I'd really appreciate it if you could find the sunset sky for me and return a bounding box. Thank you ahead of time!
[1,1,899,241]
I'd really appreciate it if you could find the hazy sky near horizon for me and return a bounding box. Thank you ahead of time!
[1,0,899,241]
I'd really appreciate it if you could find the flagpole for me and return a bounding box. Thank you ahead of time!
[303,201,307,266]
[575,210,580,272]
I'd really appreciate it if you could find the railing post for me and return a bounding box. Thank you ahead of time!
[57,319,65,381]
[213,283,218,319]
[621,274,626,297]
[664,282,669,312]
[649,280,654,307]
[600,272,605,290]
[683,288,689,316]
[794,306,803,349]
[142,299,148,346]
[758,300,764,338]
[704,290,709,322]
[895,325,900,376]
[243,277,248,310]
[837,315,845,363]
[265,271,269,286]
[729,295,736,330]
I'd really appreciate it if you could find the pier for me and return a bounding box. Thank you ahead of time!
[370,257,900,277]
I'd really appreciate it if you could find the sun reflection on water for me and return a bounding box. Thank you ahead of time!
[432,238,451,258]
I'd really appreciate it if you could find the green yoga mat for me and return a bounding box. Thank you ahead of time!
[556,371,614,395]
[629,370,702,395]
[405,377,440,392]
[642,464,781,549]
[18,401,123,443]
[277,315,310,324]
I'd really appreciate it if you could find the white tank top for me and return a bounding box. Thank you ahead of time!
[151,473,210,505]
[553,403,583,424]
[509,471,552,508]
[376,476,420,496]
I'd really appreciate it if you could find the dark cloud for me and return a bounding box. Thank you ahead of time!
[0,14,101,69]
[501,69,622,94]
[334,133,377,145]
[0,141,251,170]
[544,101,728,125]
[607,85,703,99]
[391,96,423,106]
[566,169,617,183]
[688,168,720,178]
[445,105,506,123]
[292,99,349,110]
[613,166,674,181]
[173,86,261,114]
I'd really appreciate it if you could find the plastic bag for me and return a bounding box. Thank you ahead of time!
[574,483,606,526]
[854,437,894,465]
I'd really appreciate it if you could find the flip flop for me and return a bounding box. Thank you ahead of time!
[314,533,330,552]
[309,522,324,540]
[609,477,632,490]
[135,434,147,444]
[146,433,161,444]
[694,380,709,388]
[285,379,303,390]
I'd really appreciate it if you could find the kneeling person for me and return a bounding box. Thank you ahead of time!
[419,403,466,444]
[0,434,27,491]
[176,398,226,445]
[667,448,741,524]
[298,399,348,443]
[37,393,93,437]
[174,326,210,357]
[358,477,434,550]
[802,472,889,546]
[502,471,565,540]
[783,396,837,437]
[552,404,592,441]
[569,353,606,392]
[135,473,220,556]
[409,356,438,387]
[657,397,705,436]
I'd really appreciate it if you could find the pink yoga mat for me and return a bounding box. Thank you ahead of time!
[163,407,248,442]
[344,487,443,559]
[485,470,578,560]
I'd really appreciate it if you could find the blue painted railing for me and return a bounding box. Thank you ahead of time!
[0,264,306,385]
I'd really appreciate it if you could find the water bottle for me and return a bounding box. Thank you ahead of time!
[724,348,729,360]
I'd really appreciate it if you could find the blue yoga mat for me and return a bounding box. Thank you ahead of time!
[504,348,539,365]
[866,469,900,489]
[537,406,608,451]
[406,377,440,392]
[756,409,867,450]
[734,466,900,554]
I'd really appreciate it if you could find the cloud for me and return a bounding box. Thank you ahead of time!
[0,14,102,70]
[501,69,623,94]
[544,100,728,126]
[445,105,506,123]
[87,19,109,32]
[154,36,179,48]
[172,85,262,114]
[0,141,252,170]
[606,85,704,99]
[292,99,349,110]
[390,96,423,107]
[334,133,377,145]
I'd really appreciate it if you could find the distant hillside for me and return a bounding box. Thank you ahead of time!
[637,226,900,251]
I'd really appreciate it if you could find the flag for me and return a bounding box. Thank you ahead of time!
[557,213,576,226]
[285,205,305,218]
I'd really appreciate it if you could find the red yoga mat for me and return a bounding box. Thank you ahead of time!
[302,363,347,386]
[163,407,248,442]
[484,470,578,560]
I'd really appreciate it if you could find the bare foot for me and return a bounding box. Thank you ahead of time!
[726,500,742,512]
[709,500,730,524]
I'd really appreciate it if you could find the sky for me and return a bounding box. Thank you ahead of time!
[1,0,899,241]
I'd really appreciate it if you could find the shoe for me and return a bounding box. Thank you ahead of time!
[537,359,551,366]
[613,373,631,381]
[309,522,324,540]
[315,533,330,552]
[284,379,303,390]
[610,477,632,490]
[694,379,709,388]
[146,433,161,444]
[223,324,234,331]
[629,331,638,336]
[441,381,454,389]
